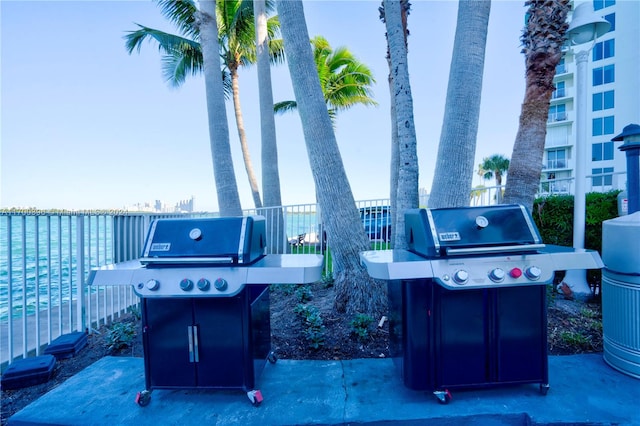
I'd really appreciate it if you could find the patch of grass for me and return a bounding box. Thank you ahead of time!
[560,331,590,348]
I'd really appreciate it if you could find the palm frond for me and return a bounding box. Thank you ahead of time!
[155,0,199,39]
[124,25,200,57]
[273,100,298,115]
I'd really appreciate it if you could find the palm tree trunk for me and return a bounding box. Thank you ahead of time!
[230,68,263,209]
[503,0,570,211]
[383,0,419,250]
[429,0,491,209]
[254,0,287,253]
[197,0,242,217]
[276,0,386,317]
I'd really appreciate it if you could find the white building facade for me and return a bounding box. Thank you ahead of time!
[543,0,640,195]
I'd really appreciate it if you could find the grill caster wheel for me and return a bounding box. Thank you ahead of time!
[434,390,452,405]
[268,352,278,364]
[540,383,550,396]
[135,390,151,407]
[247,390,263,407]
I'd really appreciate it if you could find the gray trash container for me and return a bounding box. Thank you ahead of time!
[602,211,640,379]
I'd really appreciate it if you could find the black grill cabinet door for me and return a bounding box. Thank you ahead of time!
[143,298,196,388]
[194,296,247,388]
[495,286,547,383]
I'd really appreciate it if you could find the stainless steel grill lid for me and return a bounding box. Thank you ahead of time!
[406,204,543,258]
[140,216,266,265]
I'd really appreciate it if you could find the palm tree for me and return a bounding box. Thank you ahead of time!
[381,0,418,250]
[428,0,491,209]
[478,154,510,203]
[254,0,286,253]
[275,0,386,317]
[124,0,285,210]
[126,0,241,215]
[273,36,377,124]
[503,0,570,211]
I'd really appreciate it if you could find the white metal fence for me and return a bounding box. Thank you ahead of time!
[0,179,623,367]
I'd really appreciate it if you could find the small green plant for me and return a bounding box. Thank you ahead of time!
[295,285,313,303]
[294,304,325,349]
[321,274,334,288]
[350,313,374,342]
[106,321,136,352]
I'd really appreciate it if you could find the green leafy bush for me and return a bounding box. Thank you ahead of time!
[350,313,374,342]
[106,321,136,352]
[532,191,620,292]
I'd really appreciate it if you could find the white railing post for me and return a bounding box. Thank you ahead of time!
[75,215,86,332]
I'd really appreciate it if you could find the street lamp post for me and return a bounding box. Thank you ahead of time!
[562,3,610,298]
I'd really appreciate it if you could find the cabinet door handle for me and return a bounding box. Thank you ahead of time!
[188,326,195,363]
[193,325,200,363]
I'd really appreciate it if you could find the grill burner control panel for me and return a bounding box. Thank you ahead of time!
[134,267,249,297]
[88,254,324,298]
[430,255,554,289]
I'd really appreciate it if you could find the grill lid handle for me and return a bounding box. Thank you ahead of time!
[445,243,546,256]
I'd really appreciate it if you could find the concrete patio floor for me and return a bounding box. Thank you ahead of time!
[7,353,640,426]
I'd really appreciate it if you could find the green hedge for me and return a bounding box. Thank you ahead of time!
[532,190,621,254]
[531,190,621,288]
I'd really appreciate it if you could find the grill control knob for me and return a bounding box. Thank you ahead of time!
[197,278,211,291]
[180,279,194,291]
[489,268,505,282]
[509,268,523,278]
[453,270,469,285]
[146,279,160,291]
[525,266,542,280]
[214,278,228,291]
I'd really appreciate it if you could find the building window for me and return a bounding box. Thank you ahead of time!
[593,39,615,61]
[592,116,615,136]
[547,149,566,169]
[593,64,615,86]
[548,104,566,123]
[604,13,615,31]
[592,167,614,186]
[552,81,566,99]
[594,0,615,11]
[556,58,566,75]
[593,90,615,111]
[592,142,614,161]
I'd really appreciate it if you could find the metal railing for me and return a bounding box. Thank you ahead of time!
[0,182,625,367]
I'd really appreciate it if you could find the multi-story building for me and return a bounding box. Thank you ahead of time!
[542,0,640,196]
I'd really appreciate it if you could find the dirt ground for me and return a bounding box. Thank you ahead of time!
[1,282,602,423]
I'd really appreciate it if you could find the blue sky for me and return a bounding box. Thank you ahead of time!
[1,0,526,212]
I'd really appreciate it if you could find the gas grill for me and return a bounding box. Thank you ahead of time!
[88,216,323,407]
[360,205,603,403]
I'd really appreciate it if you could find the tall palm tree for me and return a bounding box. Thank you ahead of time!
[503,0,570,211]
[428,0,491,209]
[382,0,418,250]
[199,0,243,216]
[478,154,510,203]
[275,0,386,317]
[126,0,241,215]
[254,0,286,253]
[124,0,285,209]
[273,36,377,124]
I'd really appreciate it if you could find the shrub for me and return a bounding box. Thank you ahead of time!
[350,313,374,342]
[106,321,136,352]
